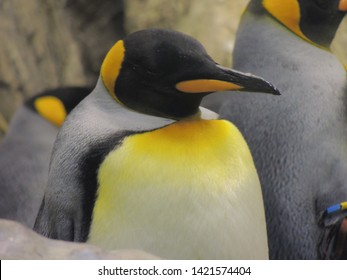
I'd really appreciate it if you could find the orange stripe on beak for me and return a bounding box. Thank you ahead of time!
[176,79,242,93]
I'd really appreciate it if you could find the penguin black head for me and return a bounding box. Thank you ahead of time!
[249,0,347,48]
[25,87,92,127]
[101,28,280,119]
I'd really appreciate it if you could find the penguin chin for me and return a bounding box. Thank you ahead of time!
[114,87,204,120]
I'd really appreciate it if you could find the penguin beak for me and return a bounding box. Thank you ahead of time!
[175,64,281,96]
[339,0,347,12]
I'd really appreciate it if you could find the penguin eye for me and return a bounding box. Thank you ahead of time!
[127,60,160,79]
[314,0,330,9]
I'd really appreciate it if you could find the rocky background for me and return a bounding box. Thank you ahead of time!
[0,0,346,259]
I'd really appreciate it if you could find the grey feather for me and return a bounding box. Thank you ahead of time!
[0,106,57,228]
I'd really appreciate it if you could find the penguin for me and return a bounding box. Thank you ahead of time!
[0,87,91,228]
[34,29,281,260]
[202,0,347,259]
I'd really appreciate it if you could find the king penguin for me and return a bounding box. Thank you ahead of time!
[0,87,91,228]
[203,0,347,259]
[34,29,281,260]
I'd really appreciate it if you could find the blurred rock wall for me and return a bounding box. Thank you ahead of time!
[333,17,347,64]
[0,0,125,141]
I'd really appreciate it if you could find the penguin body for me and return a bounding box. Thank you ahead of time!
[203,0,347,259]
[35,29,280,259]
[0,87,91,228]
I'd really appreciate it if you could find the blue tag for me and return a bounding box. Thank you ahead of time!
[326,204,341,214]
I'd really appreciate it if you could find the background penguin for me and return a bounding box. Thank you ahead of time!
[0,87,91,228]
[34,28,280,259]
[203,0,347,259]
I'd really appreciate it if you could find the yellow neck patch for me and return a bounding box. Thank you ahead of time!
[124,120,239,158]
[101,40,125,101]
[262,0,314,45]
[34,96,67,127]
[176,79,242,93]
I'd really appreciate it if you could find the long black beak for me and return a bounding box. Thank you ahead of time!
[216,64,281,95]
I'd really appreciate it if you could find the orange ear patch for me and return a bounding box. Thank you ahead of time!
[34,96,67,127]
[101,40,125,98]
[262,0,312,43]
[339,0,347,12]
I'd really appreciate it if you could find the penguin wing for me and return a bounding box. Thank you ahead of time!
[34,129,133,241]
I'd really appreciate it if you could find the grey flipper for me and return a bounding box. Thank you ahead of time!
[203,11,347,259]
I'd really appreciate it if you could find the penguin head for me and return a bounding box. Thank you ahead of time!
[101,28,280,119]
[25,87,92,127]
[250,0,347,48]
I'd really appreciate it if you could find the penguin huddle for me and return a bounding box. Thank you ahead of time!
[33,28,281,260]
[203,0,347,259]
[3,0,346,260]
[0,87,91,228]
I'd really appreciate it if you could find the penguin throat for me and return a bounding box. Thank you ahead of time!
[298,16,345,49]
[114,87,204,119]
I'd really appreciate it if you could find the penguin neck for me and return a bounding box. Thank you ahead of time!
[247,1,342,50]
[233,9,346,123]
[92,79,217,130]
[237,9,336,62]
[234,9,346,77]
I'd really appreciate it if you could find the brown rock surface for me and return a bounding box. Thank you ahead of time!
[0,0,125,141]
[332,17,347,66]
[0,0,86,126]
